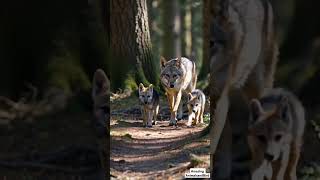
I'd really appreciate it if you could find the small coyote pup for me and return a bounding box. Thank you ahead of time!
[248,88,305,180]
[138,83,160,127]
[187,89,206,127]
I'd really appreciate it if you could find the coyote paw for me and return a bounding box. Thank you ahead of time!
[146,124,152,128]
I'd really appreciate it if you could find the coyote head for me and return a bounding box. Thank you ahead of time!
[160,56,183,89]
[92,69,110,136]
[248,96,292,162]
[187,93,202,114]
[138,83,154,105]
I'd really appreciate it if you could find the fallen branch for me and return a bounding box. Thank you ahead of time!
[0,85,68,124]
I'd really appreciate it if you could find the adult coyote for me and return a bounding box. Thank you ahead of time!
[209,0,279,178]
[160,56,197,126]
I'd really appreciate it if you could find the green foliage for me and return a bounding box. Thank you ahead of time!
[46,52,91,94]
[300,164,320,180]
[203,113,210,125]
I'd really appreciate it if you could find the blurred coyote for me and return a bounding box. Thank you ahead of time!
[248,89,305,180]
[138,83,159,128]
[187,89,206,127]
[92,69,110,135]
[209,0,279,178]
[160,56,197,126]
[92,69,110,180]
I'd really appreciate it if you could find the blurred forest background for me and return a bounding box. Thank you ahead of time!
[0,0,109,179]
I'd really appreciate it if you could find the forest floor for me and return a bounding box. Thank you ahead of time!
[110,95,210,179]
[0,97,104,180]
[110,93,320,180]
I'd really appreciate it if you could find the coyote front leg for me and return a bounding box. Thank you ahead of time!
[169,91,182,125]
[275,145,290,180]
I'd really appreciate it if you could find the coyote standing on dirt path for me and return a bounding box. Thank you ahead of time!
[209,0,279,178]
[187,89,206,127]
[248,89,305,180]
[160,56,197,126]
[138,83,160,128]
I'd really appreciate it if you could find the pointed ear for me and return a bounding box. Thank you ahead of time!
[139,83,144,92]
[92,69,109,97]
[188,93,193,101]
[277,96,290,123]
[148,84,154,95]
[249,99,264,125]
[160,56,167,69]
[176,57,182,67]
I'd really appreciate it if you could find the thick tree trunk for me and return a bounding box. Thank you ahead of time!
[199,0,214,79]
[161,0,181,58]
[280,0,320,61]
[110,0,157,91]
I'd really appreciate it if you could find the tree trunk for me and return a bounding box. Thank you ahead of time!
[190,1,196,59]
[181,0,186,57]
[161,0,181,58]
[199,0,214,79]
[280,0,320,62]
[110,0,158,91]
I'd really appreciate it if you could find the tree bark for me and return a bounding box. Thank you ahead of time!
[110,0,158,91]
[280,0,320,61]
[161,0,181,58]
[199,0,214,79]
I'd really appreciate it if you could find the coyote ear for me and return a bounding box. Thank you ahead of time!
[188,93,193,101]
[92,69,109,98]
[148,84,153,90]
[139,83,144,92]
[160,56,167,69]
[176,57,182,67]
[249,99,264,124]
[277,96,290,123]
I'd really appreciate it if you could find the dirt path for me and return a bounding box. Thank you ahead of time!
[110,96,210,179]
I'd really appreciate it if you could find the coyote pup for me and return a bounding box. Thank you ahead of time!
[92,69,110,136]
[160,56,197,126]
[248,89,305,180]
[138,83,160,128]
[187,89,206,127]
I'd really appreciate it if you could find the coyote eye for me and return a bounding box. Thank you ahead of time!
[195,104,199,107]
[141,95,145,97]
[173,74,177,78]
[257,135,267,143]
[274,134,282,142]
[147,95,150,98]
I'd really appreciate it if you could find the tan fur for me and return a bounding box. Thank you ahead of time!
[187,89,206,127]
[160,56,197,125]
[138,83,160,128]
[209,0,279,178]
[248,89,305,180]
